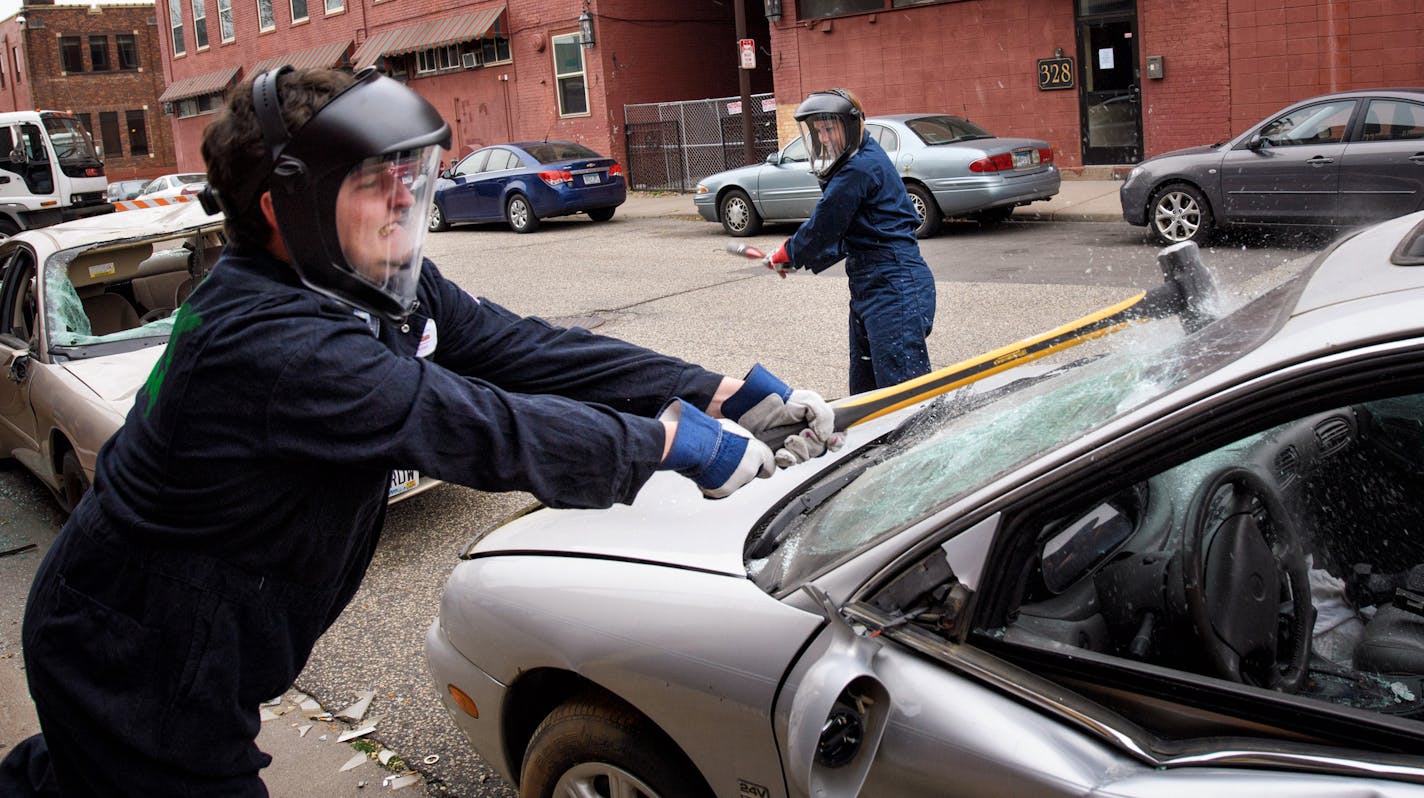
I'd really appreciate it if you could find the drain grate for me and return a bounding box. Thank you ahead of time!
[546,315,606,330]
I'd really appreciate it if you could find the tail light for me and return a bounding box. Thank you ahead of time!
[181,184,204,195]
[1038,147,1054,164]
[538,169,573,187]
[609,162,625,178]
[968,153,1014,173]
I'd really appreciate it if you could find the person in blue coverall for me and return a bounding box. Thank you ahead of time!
[0,66,840,797]
[764,88,936,394]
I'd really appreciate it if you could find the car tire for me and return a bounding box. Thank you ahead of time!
[0,218,18,243]
[587,207,616,222]
[506,194,540,234]
[428,203,450,232]
[972,206,1014,226]
[1149,182,1214,245]
[906,183,942,239]
[719,189,762,237]
[60,449,89,513]
[519,692,712,798]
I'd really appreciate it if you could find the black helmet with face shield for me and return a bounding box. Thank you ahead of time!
[793,89,865,181]
[224,66,451,322]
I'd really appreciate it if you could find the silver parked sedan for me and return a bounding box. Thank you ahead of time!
[1121,88,1424,245]
[428,211,1424,796]
[694,113,1061,239]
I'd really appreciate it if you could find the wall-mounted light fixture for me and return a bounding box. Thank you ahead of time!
[578,2,595,48]
[763,0,781,22]
[1054,47,1063,58]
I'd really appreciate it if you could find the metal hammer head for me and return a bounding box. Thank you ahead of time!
[1157,241,1221,333]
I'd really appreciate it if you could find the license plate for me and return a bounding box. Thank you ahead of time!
[583,173,601,185]
[389,469,419,498]
[1012,151,1032,169]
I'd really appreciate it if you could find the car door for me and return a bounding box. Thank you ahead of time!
[755,137,820,221]
[1339,98,1424,222]
[469,148,522,220]
[1219,99,1357,224]
[0,248,41,466]
[440,149,490,221]
[776,338,1424,796]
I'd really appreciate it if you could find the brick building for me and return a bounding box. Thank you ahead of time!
[0,0,177,182]
[154,0,772,173]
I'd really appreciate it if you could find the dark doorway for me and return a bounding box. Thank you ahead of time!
[1077,3,1142,165]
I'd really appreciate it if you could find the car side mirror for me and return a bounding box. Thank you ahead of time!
[1247,134,1270,151]
[766,152,780,165]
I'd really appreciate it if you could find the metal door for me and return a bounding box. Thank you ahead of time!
[1077,17,1142,165]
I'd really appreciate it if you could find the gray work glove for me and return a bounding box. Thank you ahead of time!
[721,364,845,467]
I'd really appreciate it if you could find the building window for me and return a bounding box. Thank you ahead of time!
[0,56,6,88]
[192,0,208,48]
[59,36,83,72]
[256,0,274,31]
[177,94,221,118]
[290,0,307,22]
[88,36,111,71]
[99,112,122,158]
[217,0,234,41]
[552,34,588,117]
[480,29,511,65]
[126,110,149,156]
[169,0,185,56]
[117,34,140,69]
[324,0,342,12]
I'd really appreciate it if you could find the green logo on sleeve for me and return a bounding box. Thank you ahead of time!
[140,305,202,417]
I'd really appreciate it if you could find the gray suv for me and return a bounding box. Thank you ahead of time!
[1121,89,1424,244]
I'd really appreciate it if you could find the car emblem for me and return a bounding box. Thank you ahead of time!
[586,162,595,168]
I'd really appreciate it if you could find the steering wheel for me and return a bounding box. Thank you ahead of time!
[139,307,172,324]
[1182,466,1312,692]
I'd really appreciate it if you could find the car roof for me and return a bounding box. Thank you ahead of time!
[3,202,221,254]
[1280,88,1424,104]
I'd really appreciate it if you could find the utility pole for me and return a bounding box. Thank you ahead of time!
[734,0,754,165]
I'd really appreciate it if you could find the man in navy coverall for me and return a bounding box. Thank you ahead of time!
[0,66,839,796]
[764,89,937,395]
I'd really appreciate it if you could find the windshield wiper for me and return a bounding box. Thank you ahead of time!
[745,448,882,561]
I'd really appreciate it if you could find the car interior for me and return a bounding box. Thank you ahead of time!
[864,390,1424,742]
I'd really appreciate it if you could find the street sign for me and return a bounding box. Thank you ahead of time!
[739,38,756,70]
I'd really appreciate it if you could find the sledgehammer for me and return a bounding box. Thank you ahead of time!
[749,240,1222,446]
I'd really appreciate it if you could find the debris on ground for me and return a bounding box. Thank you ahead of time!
[337,689,376,722]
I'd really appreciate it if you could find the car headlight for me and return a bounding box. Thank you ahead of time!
[695,184,709,194]
[1126,166,1144,182]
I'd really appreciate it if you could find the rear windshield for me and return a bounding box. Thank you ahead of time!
[905,115,994,145]
[521,142,601,164]
[175,174,206,185]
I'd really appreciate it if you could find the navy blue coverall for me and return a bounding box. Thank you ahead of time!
[785,133,936,394]
[7,246,724,796]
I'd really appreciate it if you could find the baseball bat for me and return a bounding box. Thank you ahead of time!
[753,241,1221,447]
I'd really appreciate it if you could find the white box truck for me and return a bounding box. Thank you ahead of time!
[0,110,113,239]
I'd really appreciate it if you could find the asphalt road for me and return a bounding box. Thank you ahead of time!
[0,206,1331,796]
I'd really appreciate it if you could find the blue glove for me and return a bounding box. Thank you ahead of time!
[722,364,844,467]
[660,399,775,499]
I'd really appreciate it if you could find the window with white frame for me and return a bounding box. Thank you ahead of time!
[552,34,587,116]
[169,0,185,55]
[290,0,307,23]
[324,0,342,13]
[192,0,208,48]
[480,30,511,65]
[416,45,458,74]
[217,0,234,41]
[256,0,274,31]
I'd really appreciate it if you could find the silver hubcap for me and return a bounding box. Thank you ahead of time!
[551,762,660,798]
[1153,191,1201,242]
[724,198,749,232]
[909,194,927,224]
[429,206,442,229]
[510,199,529,228]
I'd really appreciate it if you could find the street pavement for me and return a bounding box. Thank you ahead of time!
[0,173,1139,796]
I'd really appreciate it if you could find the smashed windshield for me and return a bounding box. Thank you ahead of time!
[41,115,102,167]
[749,278,1304,592]
[44,262,176,348]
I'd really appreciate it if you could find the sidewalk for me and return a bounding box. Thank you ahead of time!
[623,173,1126,224]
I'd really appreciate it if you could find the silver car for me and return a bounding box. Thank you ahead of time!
[694,113,1061,239]
[1121,88,1424,245]
[427,211,1424,796]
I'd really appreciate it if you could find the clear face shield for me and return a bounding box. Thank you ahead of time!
[797,112,855,178]
[332,144,442,314]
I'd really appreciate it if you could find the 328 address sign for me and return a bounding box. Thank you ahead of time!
[1037,57,1075,90]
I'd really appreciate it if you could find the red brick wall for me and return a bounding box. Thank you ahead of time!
[1139,0,1232,156]
[771,0,1083,165]
[0,6,176,180]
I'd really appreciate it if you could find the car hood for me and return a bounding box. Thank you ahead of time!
[1143,143,1222,163]
[60,346,165,412]
[470,408,911,575]
[698,162,767,190]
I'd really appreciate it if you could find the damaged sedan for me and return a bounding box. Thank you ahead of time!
[427,209,1424,796]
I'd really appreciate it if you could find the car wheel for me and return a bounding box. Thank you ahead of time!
[428,203,450,232]
[519,692,712,798]
[719,189,762,237]
[972,206,1014,225]
[0,218,18,243]
[1149,183,1214,245]
[60,449,89,513]
[587,206,616,222]
[506,194,540,234]
[906,183,942,239]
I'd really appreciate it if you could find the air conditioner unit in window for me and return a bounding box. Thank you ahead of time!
[461,51,479,69]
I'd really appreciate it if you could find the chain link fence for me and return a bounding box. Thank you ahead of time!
[624,93,779,193]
